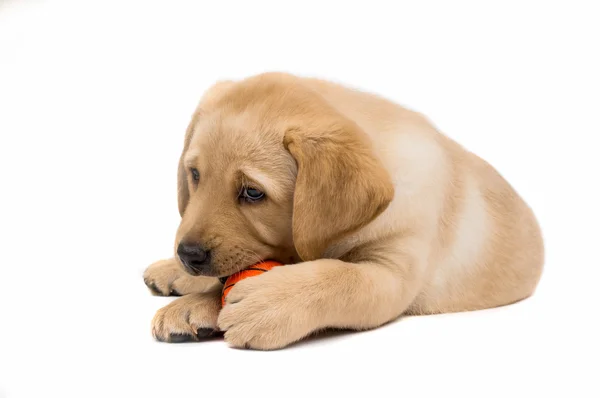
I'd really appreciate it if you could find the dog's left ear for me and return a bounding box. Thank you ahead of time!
[284,117,394,261]
[177,111,201,217]
[178,80,235,216]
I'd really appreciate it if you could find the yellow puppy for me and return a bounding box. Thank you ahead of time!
[144,72,544,349]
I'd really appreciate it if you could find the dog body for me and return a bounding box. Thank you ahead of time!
[144,73,544,349]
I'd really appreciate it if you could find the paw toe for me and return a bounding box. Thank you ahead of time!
[196,327,218,339]
[145,279,165,296]
[144,278,184,297]
[168,333,196,343]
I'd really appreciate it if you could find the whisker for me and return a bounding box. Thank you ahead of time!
[239,248,263,265]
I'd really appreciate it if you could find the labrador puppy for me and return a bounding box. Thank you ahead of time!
[144,72,544,349]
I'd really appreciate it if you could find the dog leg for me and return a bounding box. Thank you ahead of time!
[151,284,222,342]
[143,257,219,296]
[217,238,425,350]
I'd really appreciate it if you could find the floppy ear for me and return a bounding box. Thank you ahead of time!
[283,120,394,261]
[177,111,202,217]
[178,80,235,216]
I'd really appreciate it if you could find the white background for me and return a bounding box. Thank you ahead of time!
[1,1,599,397]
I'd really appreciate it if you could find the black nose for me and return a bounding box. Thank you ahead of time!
[177,242,211,275]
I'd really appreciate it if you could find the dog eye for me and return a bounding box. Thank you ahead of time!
[241,187,265,202]
[190,168,200,182]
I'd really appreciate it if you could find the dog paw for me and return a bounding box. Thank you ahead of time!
[217,267,316,350]
[152,291,222,343]
[143,258,218,296]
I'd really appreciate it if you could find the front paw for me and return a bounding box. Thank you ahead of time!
[143,258,218,296]
[152,291,222,343]
[217,268,316,350]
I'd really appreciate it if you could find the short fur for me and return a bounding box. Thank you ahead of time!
[144,72,544,349]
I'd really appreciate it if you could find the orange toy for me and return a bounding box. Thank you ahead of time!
[221,260,284,306]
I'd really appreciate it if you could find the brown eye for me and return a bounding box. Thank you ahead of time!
[241,187,265,202]
[190,168,200,182]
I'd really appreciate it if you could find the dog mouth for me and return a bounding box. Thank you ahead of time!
[216,265,250,284]
[216,257,278,284]
[217,267,248,284]
[216,267,253,285]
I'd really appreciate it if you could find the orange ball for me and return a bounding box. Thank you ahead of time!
[221,260,284,306]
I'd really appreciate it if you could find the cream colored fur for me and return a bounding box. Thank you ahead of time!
[144,72,544,349]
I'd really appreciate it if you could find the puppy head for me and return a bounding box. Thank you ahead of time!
[175,73,394,277]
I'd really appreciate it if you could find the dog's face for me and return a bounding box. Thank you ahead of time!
[174,73,394,278]
[175,107,298,278]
